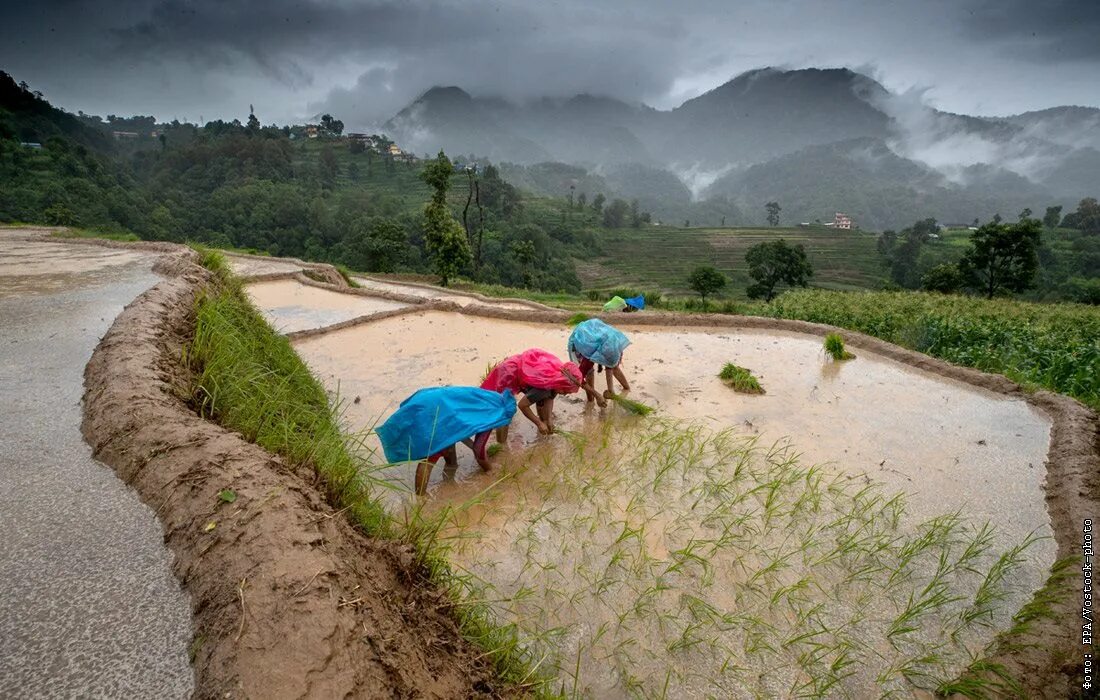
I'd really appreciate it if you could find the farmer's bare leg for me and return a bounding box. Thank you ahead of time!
[612,365,630,392]
[415,460,433,495]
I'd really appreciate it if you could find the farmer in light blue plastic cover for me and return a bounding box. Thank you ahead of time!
[377,386,517,495]
[567,318,632,401]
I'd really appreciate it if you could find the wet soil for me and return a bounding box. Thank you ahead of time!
[0,236,193,697]
[245,278,408,333]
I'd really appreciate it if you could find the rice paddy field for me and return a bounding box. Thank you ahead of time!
[241,272,1071,698]
[579,226,884,298]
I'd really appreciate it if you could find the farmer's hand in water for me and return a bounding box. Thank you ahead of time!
[537,420,551,435]
[596,396,607,408]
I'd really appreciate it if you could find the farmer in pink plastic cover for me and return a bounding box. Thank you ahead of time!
[480,348,604,441]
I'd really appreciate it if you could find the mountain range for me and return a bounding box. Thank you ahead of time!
[382,68,1100,230]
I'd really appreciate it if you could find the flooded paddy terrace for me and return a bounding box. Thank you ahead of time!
[249,280,1057,697]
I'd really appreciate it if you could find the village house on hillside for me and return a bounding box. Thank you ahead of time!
[823,212,853,229]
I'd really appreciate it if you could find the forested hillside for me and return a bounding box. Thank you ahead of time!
[0,72,594,292]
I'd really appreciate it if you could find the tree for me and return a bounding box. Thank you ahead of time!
[1019,208,1033,221]
[1043,205,1063,229]
[958,218,1041,298]
[420,150,470,286]
[319,113,344,136]
[765,201,781,227]
[689,266,727,303]
[347,160,360,182]
[591,193,605,214]
[921,264,963,293]
[745,239,813,301]
[1062,197,1100,234]
[340,217,407,273]
[603,198,630,228]
[577,192,587,210]
[246,105,260,133]
[629,199,641,228]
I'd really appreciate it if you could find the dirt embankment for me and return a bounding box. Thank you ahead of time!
[81,248,508,699]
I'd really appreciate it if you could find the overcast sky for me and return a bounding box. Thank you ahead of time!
[2,0,1097,129]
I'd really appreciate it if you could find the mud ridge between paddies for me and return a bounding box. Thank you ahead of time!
[266,258,1099,698]
[13,225,1094,698]
[65,236,511,698]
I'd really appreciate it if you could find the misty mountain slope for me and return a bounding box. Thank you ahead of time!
[1002,106,1100,150]
[705,138,1050,230]
[664,67,892,166]
[384,86,551,162]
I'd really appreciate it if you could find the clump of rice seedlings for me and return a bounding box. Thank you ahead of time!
[824,333,856,360]
[566,312,591,326]
[719,363,765,394]
[608,393,655,416]
[487,443,504,458]
[479,360,498,383]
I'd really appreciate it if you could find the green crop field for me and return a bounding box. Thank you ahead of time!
[578,225,886,298]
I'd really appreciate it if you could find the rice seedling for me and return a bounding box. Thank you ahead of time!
[718,362,765,394]
[607,393,655,416]
[823,332,856,361]
[431,416,1043,698]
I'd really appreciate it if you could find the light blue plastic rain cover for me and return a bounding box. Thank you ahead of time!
[567,318,631,368]
[376,386,517,463]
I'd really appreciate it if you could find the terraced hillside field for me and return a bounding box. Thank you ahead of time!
[580,226,886,298]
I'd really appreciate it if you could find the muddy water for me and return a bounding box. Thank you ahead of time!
[294,309,1056,696]
[0,240,148,295]
[352,276,536,310]
[226,254,309,277]
[295,311,1051,538]
[0,237,193,697]
[245,278,407,333]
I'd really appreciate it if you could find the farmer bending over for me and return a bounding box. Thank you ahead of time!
[376,386,516,495]
[568,318,632,400]
[481,348,599,442]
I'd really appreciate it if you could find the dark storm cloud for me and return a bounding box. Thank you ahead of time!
[962,0,1100,63]
[0,0,1097,125]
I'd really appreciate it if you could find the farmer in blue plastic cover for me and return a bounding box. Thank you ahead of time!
[567,318,633,401]
[376,386,517,495]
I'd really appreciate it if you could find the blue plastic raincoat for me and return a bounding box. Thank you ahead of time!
[567,318,631,368]
[377,387,516,464]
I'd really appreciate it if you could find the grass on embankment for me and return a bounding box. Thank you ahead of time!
[186,248,553,694]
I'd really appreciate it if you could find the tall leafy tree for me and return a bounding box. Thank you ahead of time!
[765,201,781,227]
[420,150,470,286]
[689,266,727,303]
[1043,205,1063,229]
[745,239,813,301]
[958,217,1041,298]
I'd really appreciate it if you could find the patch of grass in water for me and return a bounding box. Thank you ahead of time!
[719,362,765,394]
[566,312,591,326]
[824,332,856,361]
